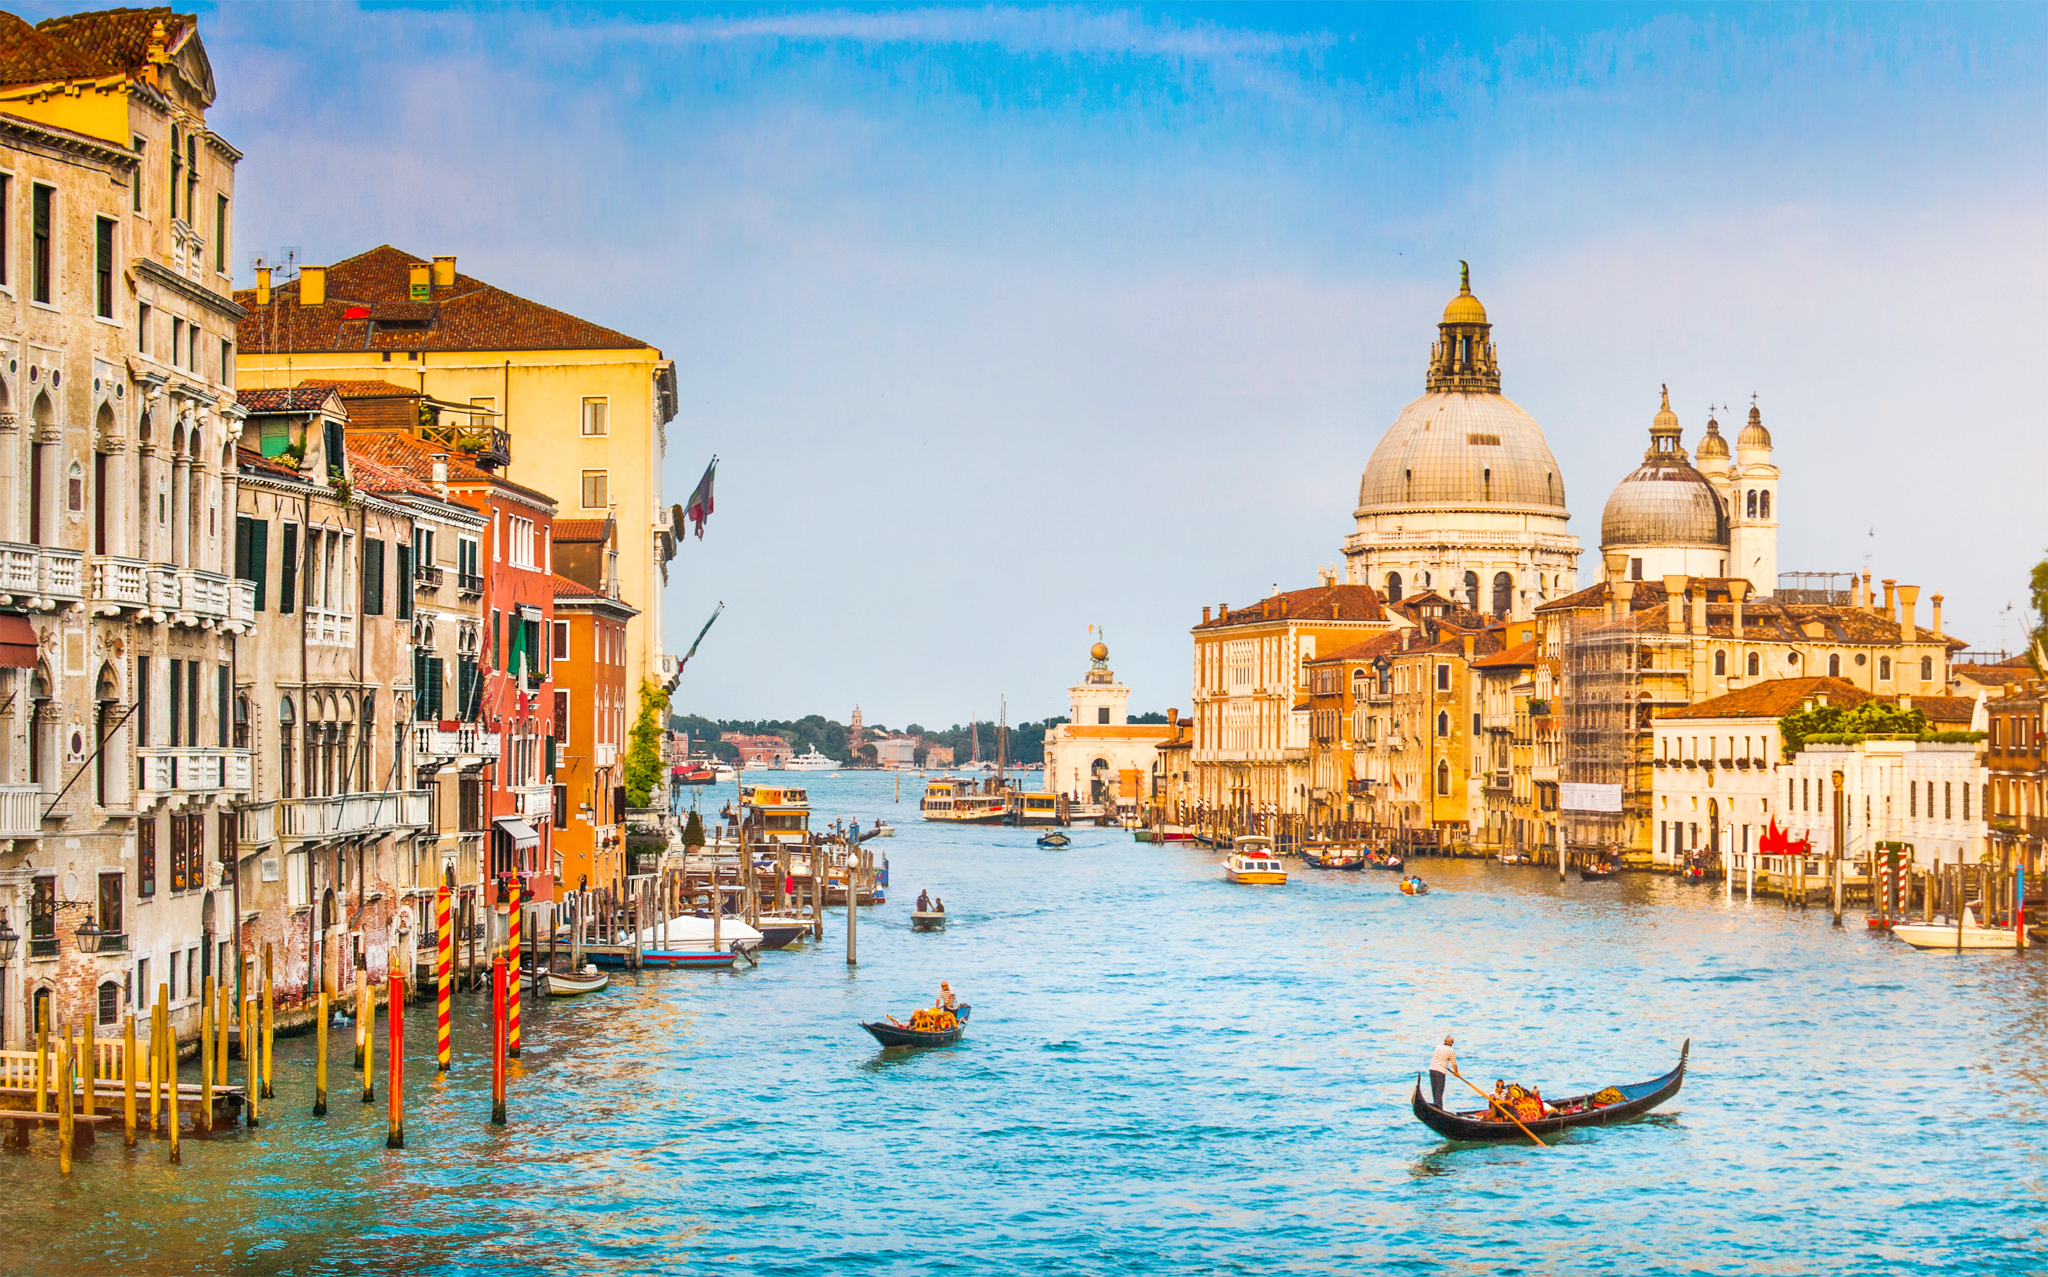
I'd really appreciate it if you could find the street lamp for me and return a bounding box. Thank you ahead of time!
[0,914,17,963]
[74,916,104,956]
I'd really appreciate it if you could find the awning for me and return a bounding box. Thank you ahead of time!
[0,614,36,668]
[495,818,540,850]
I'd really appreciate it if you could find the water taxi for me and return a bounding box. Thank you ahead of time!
[919,777,1008,825]
[742,784,811,845]
[1007,791,1064,826]
[1223,836,1286,885]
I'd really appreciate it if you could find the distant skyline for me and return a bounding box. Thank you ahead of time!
[76,1,2044,723]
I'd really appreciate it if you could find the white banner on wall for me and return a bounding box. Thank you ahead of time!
[1560,782,1624,813]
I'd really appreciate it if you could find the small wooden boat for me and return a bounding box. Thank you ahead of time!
[911,910,947,931]
[1367,853,1404,872]
[752,914,812,949]
[1864,915,1896,931]
[1411,1040,1689,1142]
[1303,849,1366,870]
[1037,831,1072,849]
[1400,876,1429,896]
[1580,861,1619,881]
[545,965,610,996]
[1893,908,2019,951]
[861,1004,972,1049]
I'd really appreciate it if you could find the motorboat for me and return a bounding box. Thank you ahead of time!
[584,913,765,969]
[869,819,896,838]
[784,748,839,772]
[1892,907,2021,951]
[750,913,813,949]
[545,964,611,996]
[1037,831,1072,849]
[911,910,947,932]
[1224,836,1286,885]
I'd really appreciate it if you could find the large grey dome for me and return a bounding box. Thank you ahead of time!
[1601,458,1727,549]
[1356,391,1568,514]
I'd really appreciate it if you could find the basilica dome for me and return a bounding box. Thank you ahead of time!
[1355,392,1568,513]
[1600,389,1728,550]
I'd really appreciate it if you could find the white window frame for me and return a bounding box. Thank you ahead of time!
[581,396,609,436]
[580,470,609,510]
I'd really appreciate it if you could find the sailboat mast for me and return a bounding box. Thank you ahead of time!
[998,696,1007,780]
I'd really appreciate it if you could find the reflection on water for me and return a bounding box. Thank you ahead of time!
[3,771,2046,1275]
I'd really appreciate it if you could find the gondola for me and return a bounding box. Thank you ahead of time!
[1411,1040,1689,1142]
[1579,862,1619,881]
[1302,849,1365,871]
[861,1004,972,1049]
[1367,853,1404,871]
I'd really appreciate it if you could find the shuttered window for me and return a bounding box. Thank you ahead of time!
[279,523,298,613]
[396,544,413,619]
[234,516,269,611]
[363,537,384,615]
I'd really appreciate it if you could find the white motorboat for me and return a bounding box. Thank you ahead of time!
[1892,908,2020,951]
[711,761,737,782]
[628,912,765,955]
[784,749,839,772]
[545,964,611,996]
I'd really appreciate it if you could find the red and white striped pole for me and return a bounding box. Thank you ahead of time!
[506,877,523,1059]
[435,884,452,1072]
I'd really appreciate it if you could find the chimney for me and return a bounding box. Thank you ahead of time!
[1899,694,1913,712]
[1882,579,1897,623]
[1897,585,1920,636]
[1691,586,1708,635]
[1862,569,1875,612]
[1604,551,1628,585]
[1931,593,1943,638]
[1462,634,1475,662]
[255,266,272,307]
[433,255,457,288]
[299,266,326,306]
[1202,606,1211,624]
[1168,708,1178,726]
[1664,574,1689,635]
[1730,578,1748,640]
[1220,602,1228,622]
[409,262,431,301]
[431,455,449,498]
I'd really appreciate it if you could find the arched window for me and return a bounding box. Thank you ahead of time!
[1462,570,1480,610]
[1436,710,1449,738]
[1746,489,1757,518]
[1746,652,1760,677]
[1492,571,1513,618]
[1714,650,1726,676]
[278,696,296,799]
[1920,656,1933,681]
[1827,654,1840,678]
[1385,571,1402,603]
[1759,491,1770,519]
[1436,760,1451,796]
[1879,656,1891,681]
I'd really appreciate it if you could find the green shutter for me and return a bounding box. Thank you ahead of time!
[427,657,445,720]
[396,544,412,620]
[279,524,297,614]
[363,538,383,616]
[249,519,268,612]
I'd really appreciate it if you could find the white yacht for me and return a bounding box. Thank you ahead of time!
[784,748,839,772]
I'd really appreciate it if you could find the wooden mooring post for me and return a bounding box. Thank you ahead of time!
[198,979,213,1134]
[387,972,405,1149]
[315,988,329,1116]
[490,953,508,1127]
[122,1010,137,1147]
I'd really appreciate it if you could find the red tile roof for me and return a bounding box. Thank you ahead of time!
[552,519,610,543]
[1911,695,1978,726]
[343,444,438,500]
[346,429,494,486]
[235,245,651,354]
[1657,677,1874,721]
[1472,638,1539,668]
[234,445,301,481]
[1307,632,1405,666]
[33,8,193,79]
[236,385,340,414]
[300,379,423,398]
[551,573,602,600]
[0,12,93,83]
[1198,584,1387,629]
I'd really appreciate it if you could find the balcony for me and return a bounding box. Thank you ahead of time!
[415,564,444,591]
[136,746,254,797]
[415,418,511,470]
[28,936,57,961]
[514,785,553,818]
[307,606,355,647]
[0,783,42,836]
[95,932,128,954]
[238,800,278,847]
[175,568,234,627]
[279,789,432,841]
[89,555,149,614]
[595,742,618,768]
[413,722,499,763]
[455,572,484,598]
[0,542,84,609]
[230,579,256,627]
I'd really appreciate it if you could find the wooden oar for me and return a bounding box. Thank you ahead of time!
[1453,1071,1547,1148]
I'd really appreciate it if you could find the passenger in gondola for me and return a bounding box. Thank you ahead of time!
[937,981,958,1011]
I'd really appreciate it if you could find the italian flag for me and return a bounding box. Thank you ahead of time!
[684,458,716,539]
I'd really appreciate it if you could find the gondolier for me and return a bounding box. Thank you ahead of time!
[1429,1035,1459,1108]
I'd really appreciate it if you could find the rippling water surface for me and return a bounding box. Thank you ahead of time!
[4,772,2044,1275]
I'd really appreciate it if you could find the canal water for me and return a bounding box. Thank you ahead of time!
[3,771,2042,1275]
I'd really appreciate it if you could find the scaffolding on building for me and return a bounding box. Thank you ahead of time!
[1557,612,1641,856]
[1775,571,1854,605]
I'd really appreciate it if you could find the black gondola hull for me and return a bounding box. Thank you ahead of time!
[1411,1041,1688,1142]
[861,1004,972,1048]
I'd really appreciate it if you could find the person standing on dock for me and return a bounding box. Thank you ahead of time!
[1429,1036,1459,1108]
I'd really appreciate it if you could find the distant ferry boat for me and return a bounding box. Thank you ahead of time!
[920,777,1008,825]
[783,749,839,772]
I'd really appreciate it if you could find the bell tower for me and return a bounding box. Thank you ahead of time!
[1730,399,1779,596]
[1425,261,1502,394]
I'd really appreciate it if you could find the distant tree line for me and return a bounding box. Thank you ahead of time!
[668,712,1086,766]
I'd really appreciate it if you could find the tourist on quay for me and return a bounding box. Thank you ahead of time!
[1429,1035,1459,1108]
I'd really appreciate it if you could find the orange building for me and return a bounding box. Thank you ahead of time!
[551,573,637,896]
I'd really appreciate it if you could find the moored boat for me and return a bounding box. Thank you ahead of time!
[1223,836,1286,885]
[545,965,611,996]
[1892,908,2020,951]
[862,1004,972,1048]
[1410,1040,1689,1142]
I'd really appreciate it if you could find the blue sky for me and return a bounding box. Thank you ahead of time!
[86,2,2048,723]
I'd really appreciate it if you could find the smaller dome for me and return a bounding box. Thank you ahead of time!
[1443,261,1488,325]
[1739,403,1771,449]
[1695,415,1728,460]
[1090,641,1109,662]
